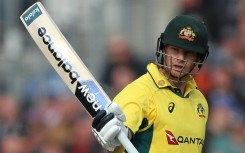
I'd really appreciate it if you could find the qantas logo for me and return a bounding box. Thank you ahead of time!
[165,130,179,145]
[165,130,204,145]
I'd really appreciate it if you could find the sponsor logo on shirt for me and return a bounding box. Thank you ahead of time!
[165,130,179,145]
[168,102,175,113]
[165,130,204,145]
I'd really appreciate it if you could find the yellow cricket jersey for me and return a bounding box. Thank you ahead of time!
[113,63,208,153]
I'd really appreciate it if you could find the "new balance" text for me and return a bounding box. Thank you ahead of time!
[38,27,80,84]
[77,83,102,112]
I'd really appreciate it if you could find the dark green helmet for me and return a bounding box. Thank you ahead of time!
[155,15,210,83]
[159,15,209,55]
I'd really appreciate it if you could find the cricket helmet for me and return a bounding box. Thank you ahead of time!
[156,15,209,83]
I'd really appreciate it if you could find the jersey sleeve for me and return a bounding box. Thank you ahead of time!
[113,77,155,134]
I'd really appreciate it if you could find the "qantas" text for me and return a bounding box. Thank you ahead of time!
[177,136,204,145]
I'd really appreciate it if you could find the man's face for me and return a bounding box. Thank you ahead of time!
[164,45,199,79]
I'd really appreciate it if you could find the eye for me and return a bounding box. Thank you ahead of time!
[185,51,199,59]
[185,51,192,56]
[189,51,198,56]
[170,46,178,52]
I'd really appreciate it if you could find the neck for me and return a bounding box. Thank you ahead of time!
[159,68,187,94]
[169,80,186,95]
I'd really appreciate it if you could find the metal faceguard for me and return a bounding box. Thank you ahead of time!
[155,48,208,84]
[155,15,210,83]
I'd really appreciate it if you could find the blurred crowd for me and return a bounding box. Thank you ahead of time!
[1,0,245,153]
[181,0,245,152]
[0,86,104,153]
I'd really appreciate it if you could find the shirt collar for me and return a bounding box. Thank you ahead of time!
[147,63,197,96]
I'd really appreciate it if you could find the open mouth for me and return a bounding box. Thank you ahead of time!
[172,65,184,72]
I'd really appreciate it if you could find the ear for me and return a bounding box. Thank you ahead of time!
[198,57,202,62]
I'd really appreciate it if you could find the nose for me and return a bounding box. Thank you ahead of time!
[176,50,185,60]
